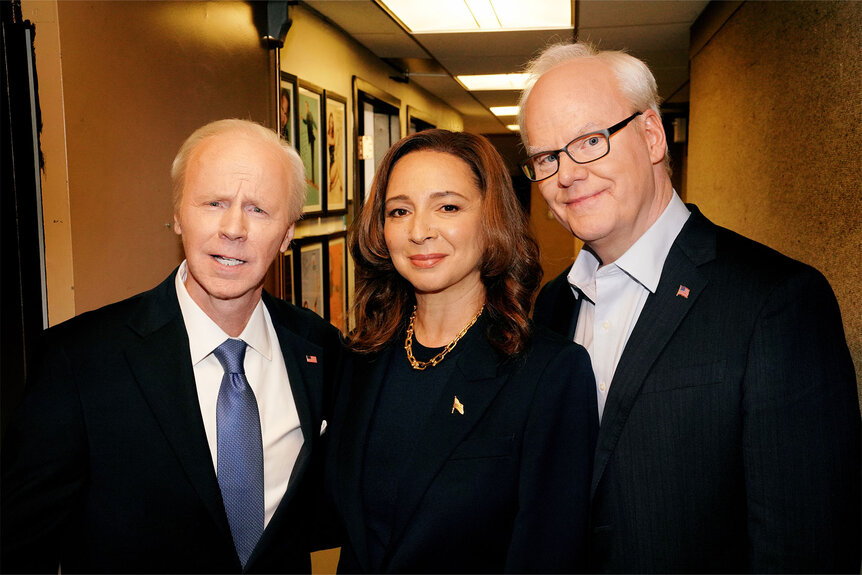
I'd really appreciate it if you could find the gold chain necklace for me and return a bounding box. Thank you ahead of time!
[404,305,484,370]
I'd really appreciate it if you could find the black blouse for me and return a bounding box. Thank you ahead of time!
[361,318,484,571]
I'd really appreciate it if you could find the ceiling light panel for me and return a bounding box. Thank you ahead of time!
[456,73,529,91]
[489,0,570,29]
[466,0,500,28]
[381,0,571,33]
[490,106,520,116]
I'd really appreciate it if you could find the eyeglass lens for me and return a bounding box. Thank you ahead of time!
[527,133,609,180]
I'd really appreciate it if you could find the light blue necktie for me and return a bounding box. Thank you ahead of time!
[214,338,264,568]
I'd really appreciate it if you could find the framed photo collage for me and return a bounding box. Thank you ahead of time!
[278,72,350,332]
[279,72,348,217]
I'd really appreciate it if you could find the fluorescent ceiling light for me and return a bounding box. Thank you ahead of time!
[490,106,520,116]
[457,73,528,91]
[506,124,520,132]
[381,0,571,33]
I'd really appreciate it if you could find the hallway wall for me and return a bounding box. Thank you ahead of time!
[687,0,862,392]
[24,0,272,322]
[23,0,461,324]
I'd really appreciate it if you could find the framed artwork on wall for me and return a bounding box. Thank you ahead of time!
[407,105,436,134]
[323,91,348,214]
[327,232,347,332]
[296,237,325,318]
[279,72,298,146]
[297,82,324,216]
[278,249,296,305]
[352,77,402,205]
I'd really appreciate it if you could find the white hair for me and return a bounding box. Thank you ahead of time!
[171,119,307,223]
[518,41,664,161]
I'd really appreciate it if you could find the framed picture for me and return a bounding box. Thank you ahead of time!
[353,77,402,205]
[327,232,347,332]
[297,82,324,215]
[407,105,436,134]
[295,237,325,318]
[323,92,348,214]
[279,72,298,146]
[278,249,296,305]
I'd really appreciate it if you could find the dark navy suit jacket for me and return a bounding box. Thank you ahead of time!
[327,324,598,573]
[533,205,861,573]
[1,270,343,574]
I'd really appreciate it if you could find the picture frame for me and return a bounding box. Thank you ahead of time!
[295,236,326,318]
[352,77,402,205]
[297,82,324,216]
[278,249,296,305]
[323,91,348,214]
[407,105,436,134]
[279,72,298,147]
[327,232,348,332]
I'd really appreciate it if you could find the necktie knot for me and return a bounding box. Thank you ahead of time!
[213,339,247,375]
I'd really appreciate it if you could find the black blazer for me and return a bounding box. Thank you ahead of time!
[1,270,343,574]
[326,323,598,574]
[533,205,861,573]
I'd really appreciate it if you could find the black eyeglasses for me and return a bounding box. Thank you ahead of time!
[520,112,642,182]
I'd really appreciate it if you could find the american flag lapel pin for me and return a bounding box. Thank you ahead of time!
[676,285,691,298]
[451,396,465,415]
[306,355,318,364]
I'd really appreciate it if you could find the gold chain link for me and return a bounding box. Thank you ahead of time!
[404,305,484,370]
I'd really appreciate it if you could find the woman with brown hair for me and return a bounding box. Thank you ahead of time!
[326,129,597,573]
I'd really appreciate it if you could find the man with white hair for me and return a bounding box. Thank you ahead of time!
[520,42,860,572]
[2,119,342,573]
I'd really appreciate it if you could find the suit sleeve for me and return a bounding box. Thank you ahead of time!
[504,342,598,573]
[1,335,89,573]
[742,268,860,572]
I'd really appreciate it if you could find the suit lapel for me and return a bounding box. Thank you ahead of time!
[270,314,324,498]
[241,302,326,571]
[539,272,582,340]
[383,331,506,567]
[591,208,716,496]
[123,272,232,537]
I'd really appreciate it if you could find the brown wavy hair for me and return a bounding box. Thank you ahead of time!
[348,129,542,356]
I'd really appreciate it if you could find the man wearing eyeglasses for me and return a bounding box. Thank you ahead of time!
[519,42,859,573]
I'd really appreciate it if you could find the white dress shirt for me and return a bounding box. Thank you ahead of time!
[175,261,303,527]
[568,193,690,420]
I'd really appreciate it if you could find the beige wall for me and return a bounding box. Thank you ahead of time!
[24,0,272,321]
[23,1,75,323]
[530,185,581,287]
[23,1,461,325]
[687,1,862,391]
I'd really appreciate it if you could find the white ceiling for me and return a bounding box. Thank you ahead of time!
[302,0,710,134]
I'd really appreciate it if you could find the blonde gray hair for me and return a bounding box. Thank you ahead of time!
[517,41,669,173]
[171,119,306,223]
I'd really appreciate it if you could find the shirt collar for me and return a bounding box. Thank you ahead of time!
[568,191,690,298]
[175,260,273,364]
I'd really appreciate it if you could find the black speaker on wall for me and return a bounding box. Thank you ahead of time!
[253,0,292,49]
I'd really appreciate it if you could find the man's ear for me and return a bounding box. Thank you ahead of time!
[640,109,668,165]
[173,213,182,236]
[280,223,296,253]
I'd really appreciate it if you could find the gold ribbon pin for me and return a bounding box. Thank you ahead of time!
[451,396,464,415]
